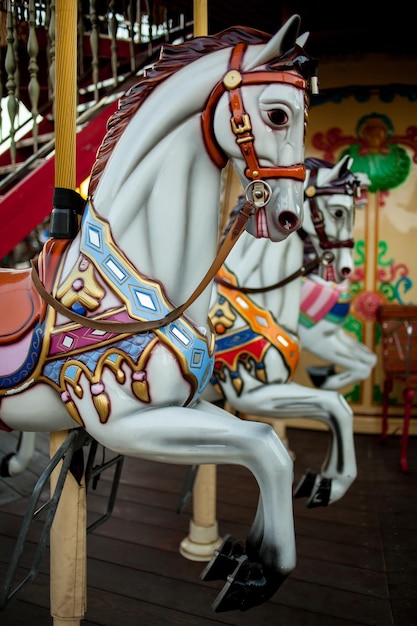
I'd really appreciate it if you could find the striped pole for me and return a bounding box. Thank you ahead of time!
[49,2,87,625]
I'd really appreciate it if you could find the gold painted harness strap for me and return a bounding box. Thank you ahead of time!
[216,265,300,377]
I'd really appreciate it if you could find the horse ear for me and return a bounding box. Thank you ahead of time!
[245,14,301,70]
[319,156,351,187]
[296,32,309,48]
[335,154,353,178]
[338,155,371,191]
[340,154,354,173]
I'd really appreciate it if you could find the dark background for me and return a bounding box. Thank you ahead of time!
[162,1,416,57]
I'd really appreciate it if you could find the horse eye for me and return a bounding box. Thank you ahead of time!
[268,109,288,126]
[334,209,344,218]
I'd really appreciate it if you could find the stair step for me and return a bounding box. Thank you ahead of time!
[0,158,45,177]
[16,132,55,149]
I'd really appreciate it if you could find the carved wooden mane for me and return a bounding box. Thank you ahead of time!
[88,27,270,197]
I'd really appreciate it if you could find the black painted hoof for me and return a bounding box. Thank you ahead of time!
[212,558,286,612]
[0,452,14,477]
[306,477,332,508]
[200,534,245,582]
[306,364,336,388]
[294,470,317,498]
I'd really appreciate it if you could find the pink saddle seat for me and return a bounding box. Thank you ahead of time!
[0,239,69,382]
[0,268,43,344]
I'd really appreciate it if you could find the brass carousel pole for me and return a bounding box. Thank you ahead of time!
[49,1,87,624]
[179,0,223,562]
[192,0,208,36]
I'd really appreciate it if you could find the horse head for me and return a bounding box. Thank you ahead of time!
[203,14,318,242]
[301,155,369,282]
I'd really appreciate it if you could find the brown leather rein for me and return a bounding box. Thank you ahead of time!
[31,198,259,333]
[214,250,335,295]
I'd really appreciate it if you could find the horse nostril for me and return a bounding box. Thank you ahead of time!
[341,267,351,277]
[278,211,299,233]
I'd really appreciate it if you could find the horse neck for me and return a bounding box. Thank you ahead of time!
[63,82,230,328]
[224,231,303,333]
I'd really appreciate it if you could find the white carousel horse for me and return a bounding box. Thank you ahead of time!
[298,275,377,391]
[204,156,366,508]
[0,16,318,612]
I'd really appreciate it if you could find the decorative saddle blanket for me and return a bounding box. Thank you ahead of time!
[299,276,351,328]
[210,265,300,394]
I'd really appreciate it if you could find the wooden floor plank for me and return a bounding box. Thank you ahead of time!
[0,427,416,625]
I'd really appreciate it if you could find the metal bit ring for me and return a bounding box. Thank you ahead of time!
[321,251,335,266]
[244,180,272,208]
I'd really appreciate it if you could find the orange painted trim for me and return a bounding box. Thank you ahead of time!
[216,265,300,377]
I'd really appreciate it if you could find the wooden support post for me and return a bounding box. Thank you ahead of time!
[50,432,87,626]
[50,2,87,624]
[179,464,222,561]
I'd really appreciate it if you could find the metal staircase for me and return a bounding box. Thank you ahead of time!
[0,1,193,265]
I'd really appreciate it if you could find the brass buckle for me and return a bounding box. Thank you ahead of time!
[231,114,252,135]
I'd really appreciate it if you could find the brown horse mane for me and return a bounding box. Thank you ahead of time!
[88,26,271,197]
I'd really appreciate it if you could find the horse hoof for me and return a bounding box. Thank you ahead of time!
[306,364,336,388]
[0,452,14,477]
[293,470,317,498]
[306,477,332,508]
[212,559,286,612]
[200,534,245,581]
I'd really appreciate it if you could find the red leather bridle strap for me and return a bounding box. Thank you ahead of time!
[201,43,306,181]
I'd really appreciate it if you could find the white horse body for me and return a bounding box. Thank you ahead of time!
[205,156,370,507]
[0,17,316,611]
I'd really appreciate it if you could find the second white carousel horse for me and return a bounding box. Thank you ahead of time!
[204,156,367,508]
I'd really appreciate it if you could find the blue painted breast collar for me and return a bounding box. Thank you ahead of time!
[79,202,214,396]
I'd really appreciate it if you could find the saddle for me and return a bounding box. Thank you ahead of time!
[0,239,68,387]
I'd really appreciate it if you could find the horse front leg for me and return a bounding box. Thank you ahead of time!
[1,431,37,477]
[201,427,296,612]
[292,389,357,507]
[196,403,296,612]
[307,329,377,391]
[83,395,296,612]
[224,380,357,508]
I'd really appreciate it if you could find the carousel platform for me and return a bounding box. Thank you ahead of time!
[0,426,416,625]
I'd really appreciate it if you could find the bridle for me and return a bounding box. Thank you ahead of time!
[300,166,359,251]
[201,42,308,182]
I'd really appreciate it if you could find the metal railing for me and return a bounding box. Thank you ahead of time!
[0,0,191,175]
